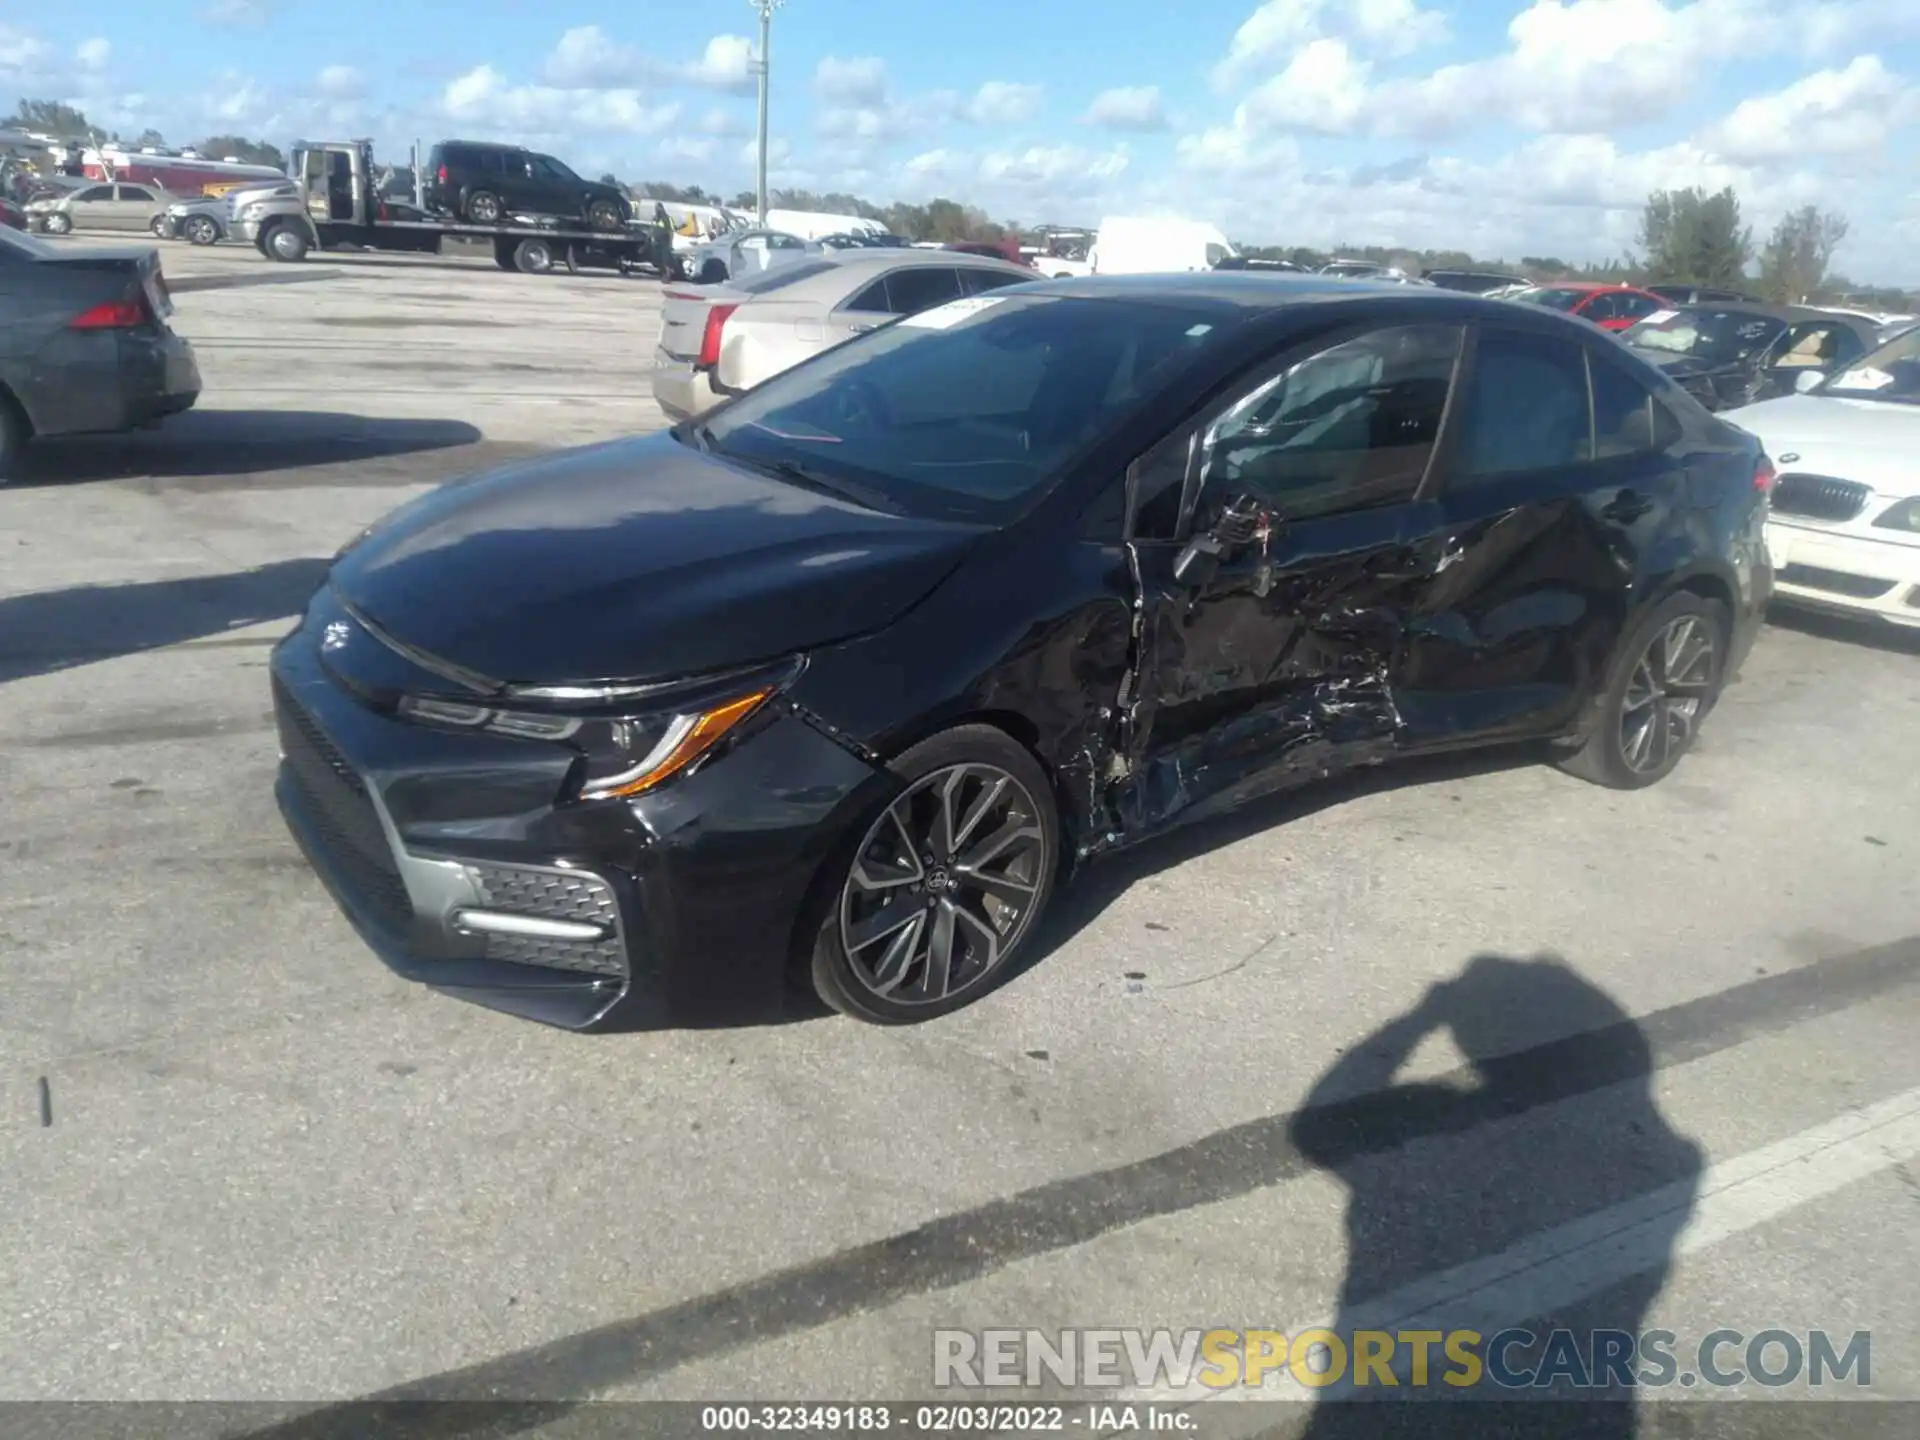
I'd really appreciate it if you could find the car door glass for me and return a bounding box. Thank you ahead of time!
[884,266,964,316]
[1453,328,1593,479]
[74,185,111,202]
[959,269,1026,296]
[1584,293,1619,322]
[1616,294,1661,323]
[119,186,154,202]
[1772,324,1844,369]
[1590,356,1662,460]
[1196,323,1463,523]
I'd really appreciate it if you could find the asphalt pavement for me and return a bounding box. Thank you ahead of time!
[1,238,1915,1432]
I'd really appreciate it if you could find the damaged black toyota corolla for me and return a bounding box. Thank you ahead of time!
[271,275,1773,1029]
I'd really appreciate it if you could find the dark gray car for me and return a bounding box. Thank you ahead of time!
[0,227,201,479]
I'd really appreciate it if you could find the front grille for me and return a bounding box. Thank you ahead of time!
[466,862,627,978]
[1777,564,1896,600]
[274,677,414,936]
[1771,473,1872,522]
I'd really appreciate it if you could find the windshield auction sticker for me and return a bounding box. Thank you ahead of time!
[901,296,1007,330]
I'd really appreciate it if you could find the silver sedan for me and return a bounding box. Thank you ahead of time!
[654,250,1035,421]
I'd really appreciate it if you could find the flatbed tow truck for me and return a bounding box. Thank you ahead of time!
[235,139,668,276]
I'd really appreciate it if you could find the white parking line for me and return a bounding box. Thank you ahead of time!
[1111,1086,1920,1413]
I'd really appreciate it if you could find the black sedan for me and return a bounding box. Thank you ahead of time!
[0,226,201,479]
[271,275,1773,1030]
[1616,302,1881,410]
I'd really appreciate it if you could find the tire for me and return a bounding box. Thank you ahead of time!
[265,222,310,262]
[0,393,24,484]
[44,212,71,235]
[808,724,1060,1024]
[512,237,553,274]
[464,189,502,224]
[1558,591,1730,790]
[184,215,219,246]
[586,199,623,232]
[698,260,727,284]
[149,215,167,236]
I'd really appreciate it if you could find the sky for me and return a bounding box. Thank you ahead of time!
[4,0,1919,283]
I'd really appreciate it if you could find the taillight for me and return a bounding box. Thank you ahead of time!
[697,304,738,369]
[436,165,448,185]
[1753,455,1776,494]
[69,294,149,329]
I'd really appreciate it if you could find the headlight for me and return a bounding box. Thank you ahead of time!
[395,658,799,801]
[1873,498,1920,533]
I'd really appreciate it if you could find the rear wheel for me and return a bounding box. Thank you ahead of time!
[1558,591,1729,790]
[0,394,24,483]
[698,259,727,284]
[809,725,1059,1024]
[184,215,219,246]
[44,212,71,235]
[586,199,624,232]
[512,237,554,274]
[464,190,502,224]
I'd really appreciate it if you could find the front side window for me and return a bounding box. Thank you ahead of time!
[1815,327,1920,404]
[1195,323,1463,523]
[883,267,964,316]
[1453,329,1591,477]
[119,185,154,202]
[701,295,1243,522]
[73,185,112,202]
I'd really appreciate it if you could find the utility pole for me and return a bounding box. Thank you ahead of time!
[750,0,783,227]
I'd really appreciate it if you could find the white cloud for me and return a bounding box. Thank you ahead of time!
[1214,0,1448,87]
[199,0,273,25]
[441,64,680,137]
[0,23,51,71]
[966,81,1045,125]
[1238,38,1374,134]
[683,35,754,92]
[76,37,111,70]
[1702,55,1911,163]
[315,64,364,100]
[700,107,746,136]
[814,55,889,106]
[737,135,791,168]
[1082,85,1169,131]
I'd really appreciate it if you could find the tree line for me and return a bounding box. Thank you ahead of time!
[10,99,285,171]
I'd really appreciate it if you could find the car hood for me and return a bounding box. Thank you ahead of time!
[329,432,987,687]
[1720,393,1920,499]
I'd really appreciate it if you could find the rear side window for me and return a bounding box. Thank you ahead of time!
[883,266,964,316]
[844,277,893,313]
[1590,356,1662,460]
[1453,329,1592,477]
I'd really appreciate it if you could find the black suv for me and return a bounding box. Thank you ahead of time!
[425,141,630,231]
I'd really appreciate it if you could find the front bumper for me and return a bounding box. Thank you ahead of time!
[1766,519,1920,629]
[269,590,887,1029]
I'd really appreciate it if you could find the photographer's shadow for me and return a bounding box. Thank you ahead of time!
[1289,955,1704,1439]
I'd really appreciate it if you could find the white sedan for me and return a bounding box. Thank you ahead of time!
[1723,325,1920,629]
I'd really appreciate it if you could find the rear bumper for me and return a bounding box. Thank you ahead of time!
[651,347,725,420]
[269,589,889,1029]
[1766,520,1920,629]
[20,328,200,438]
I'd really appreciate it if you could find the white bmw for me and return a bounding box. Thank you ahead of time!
[1723,325,1920,630]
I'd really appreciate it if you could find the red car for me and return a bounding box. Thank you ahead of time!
[945,238,1032,267]
[1512,282,1668,331]
[0,197,25,231]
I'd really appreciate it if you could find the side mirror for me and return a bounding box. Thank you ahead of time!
[1794,370,1824,394]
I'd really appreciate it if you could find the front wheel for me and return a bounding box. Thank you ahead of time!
[809,725,1060,1024]
[265,222,310,262]
[44,212,71,235]
[1558,591,1729,790]
[0,397,24,483]
[184,215,219,246]
[586,199,624,232]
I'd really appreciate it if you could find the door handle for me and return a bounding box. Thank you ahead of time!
[1602,490,1652,524]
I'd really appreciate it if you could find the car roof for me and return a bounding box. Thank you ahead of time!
[1011,271,1468,308]
[823,249,1031,274]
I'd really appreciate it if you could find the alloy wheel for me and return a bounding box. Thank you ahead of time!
[837,763,1050,1005]
[1619,615,1716,774]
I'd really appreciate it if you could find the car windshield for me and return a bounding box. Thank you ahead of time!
[697,294,1242,523]
[1812,326,1920,403]
[1513,287,1586,312]
[1624,308,1785,363]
